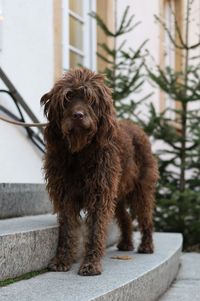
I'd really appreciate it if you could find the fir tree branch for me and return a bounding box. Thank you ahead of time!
[89,12,116,37]
[96,52,114,64]
[154,15,185,49]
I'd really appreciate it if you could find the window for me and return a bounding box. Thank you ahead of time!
[62,0,96,71]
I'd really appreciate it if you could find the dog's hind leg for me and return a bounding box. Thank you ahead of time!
[134,184,155,253]
[115,201,134,251]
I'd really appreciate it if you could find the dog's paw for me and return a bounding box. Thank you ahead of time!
[117,240,134,251]
[78,262,102,276]
[48,257,71,272]
[138,243,154,254]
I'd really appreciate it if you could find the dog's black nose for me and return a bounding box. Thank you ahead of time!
[73,111,84,119]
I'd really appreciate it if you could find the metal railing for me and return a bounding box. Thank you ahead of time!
[0,67,45,153]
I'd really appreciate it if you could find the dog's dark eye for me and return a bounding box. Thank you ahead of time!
[63,98,70,109]
[66,91,73,99]
[89,101,96,111]
[63,91,73,108]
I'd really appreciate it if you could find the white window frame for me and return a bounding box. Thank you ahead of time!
[62,0,96,71]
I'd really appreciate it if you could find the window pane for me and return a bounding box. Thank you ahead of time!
[69,0,83,17]
[70,51,83,68]
[69,16,83,50]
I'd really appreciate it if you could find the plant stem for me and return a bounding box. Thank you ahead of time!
[112,0,118,105]
[180,0,190,191]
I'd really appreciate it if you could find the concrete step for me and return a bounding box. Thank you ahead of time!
[159,253,200,300]
[0,232,182,301]
[0,183,52,218]
[0,214,119,281]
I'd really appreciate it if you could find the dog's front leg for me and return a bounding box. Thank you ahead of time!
[78,150,119,276]
[78,202,114,276]
[48,205,79,272]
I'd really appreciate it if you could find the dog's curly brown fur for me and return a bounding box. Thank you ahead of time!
[41,68,159,276]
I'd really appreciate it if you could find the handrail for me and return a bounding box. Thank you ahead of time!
[0,67,45,153]
[0,67,44,134]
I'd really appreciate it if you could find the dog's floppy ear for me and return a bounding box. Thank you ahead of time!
[97,113,116,147]
[95,82,117,147]
[40,91,53,119]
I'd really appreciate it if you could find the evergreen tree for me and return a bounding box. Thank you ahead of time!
[90,6,150,119]
[91,1,200,249]
[144,0,200,249]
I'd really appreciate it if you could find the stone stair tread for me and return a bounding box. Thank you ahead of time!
[0,233,182,301]
[0,214,119,281]
[159,253,200,301]
[0,214,57,235]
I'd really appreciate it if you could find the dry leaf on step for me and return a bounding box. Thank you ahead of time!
[110,255,133,260]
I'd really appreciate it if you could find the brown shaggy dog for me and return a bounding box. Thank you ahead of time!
[41,68,159,276]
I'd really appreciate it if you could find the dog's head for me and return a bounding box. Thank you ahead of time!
[41,68,117,153]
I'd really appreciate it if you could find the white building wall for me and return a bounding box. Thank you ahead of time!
[116,0,160,114]
[0,0,199,183]
[116,0,200,155]
[0,0,54,183]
